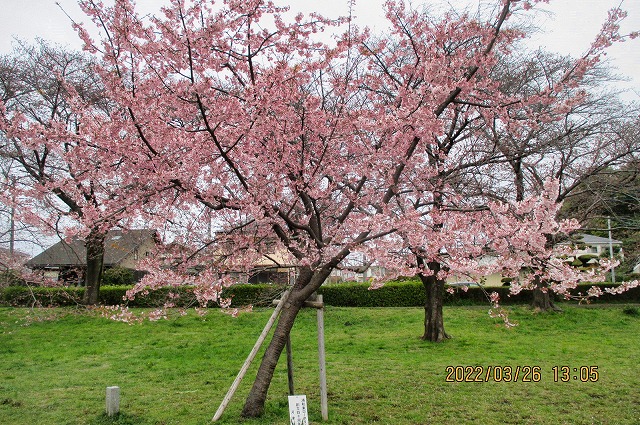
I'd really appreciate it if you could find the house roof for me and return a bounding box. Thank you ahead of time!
[576,233,622,246]
[26,229,156,268]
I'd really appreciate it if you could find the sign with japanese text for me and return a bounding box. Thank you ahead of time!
[288,395,308,425]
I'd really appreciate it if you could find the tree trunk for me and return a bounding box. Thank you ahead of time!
[419,260,450,342]
[82,228,106,305]
[531,276,561,312]
[241,266,329,418]
[512,159,525,203]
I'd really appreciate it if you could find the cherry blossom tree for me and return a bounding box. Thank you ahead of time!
[65,0,534,415]
[345,2,505,342]
[356,4,639,338]
[35,0,637,418]
[0,40,148,304]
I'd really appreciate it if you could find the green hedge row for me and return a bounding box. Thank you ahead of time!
[0,285,84,307]
[0,284,286,308]
[319,281,640,306]
[319,281,537,306]
[1,280,638,308]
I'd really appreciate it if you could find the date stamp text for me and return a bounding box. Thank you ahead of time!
[445,366,599,383]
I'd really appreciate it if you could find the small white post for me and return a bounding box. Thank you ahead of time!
[106,386,120,417]
[316,295,328,421]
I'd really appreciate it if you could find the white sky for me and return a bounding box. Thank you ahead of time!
[0,0,638,99]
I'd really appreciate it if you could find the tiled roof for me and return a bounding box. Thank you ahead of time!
[577,233,622,245]
[26,229,156,267]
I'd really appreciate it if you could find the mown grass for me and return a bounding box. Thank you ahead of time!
[1,305,639,424]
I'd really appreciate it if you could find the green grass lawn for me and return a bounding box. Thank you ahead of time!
[1,305,639,425]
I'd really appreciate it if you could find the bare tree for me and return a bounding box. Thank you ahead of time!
[481,49,640,309]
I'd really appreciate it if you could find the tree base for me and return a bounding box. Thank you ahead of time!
[421,331,451,343]
[532,287,563,312]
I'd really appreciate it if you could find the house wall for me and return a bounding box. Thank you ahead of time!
[40,267,85,286]
[43,269,60,281]
[328,266,387,283]
[118,238,156,269]
[248,269,290,284]
[569,238,622,259]
[575,244,608,256]
[447,272,504,287]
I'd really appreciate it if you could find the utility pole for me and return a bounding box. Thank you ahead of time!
[8,175,16,257]
[607,217,616,284]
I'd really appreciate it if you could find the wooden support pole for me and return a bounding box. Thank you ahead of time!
[317,295,328,421]
[286,334,295,395]
[271,293,328,420]
[212,289,291,422]
[272,299,324,309]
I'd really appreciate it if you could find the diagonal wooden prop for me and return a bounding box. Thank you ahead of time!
[212,289,291,422]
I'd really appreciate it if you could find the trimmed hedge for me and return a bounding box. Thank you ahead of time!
[0,285,84,307]
[1,280,639,308]
[0,284,283,308]
[317,280,533,307]
[564,283,640,303]
[102,267,138,286]
[319,280,425,307]
[318,281,640,306]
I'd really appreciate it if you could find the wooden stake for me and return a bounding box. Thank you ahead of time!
[286,334,295,395]
[272,299,324,309]
[212,289,291,422]
[317,295,328,421]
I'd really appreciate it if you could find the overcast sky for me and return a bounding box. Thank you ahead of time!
[0,0,640,102]
[0,0,638,97]
[0,1,637,253]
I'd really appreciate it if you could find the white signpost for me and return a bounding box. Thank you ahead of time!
[288,395,309,425]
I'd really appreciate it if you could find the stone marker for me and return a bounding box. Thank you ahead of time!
[106,386,120,417]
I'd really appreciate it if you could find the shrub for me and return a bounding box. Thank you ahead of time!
[577,254,599,266]
[568,283,640,303]
[1,281,638,308]
[318,280,425,307]
[98,285,131,306]
[98,283,282,308]
[318,280,536,307]
[0,286,82,307]
[102,267,137,286]
[0,269,26,286]
[622,306,639,317]
[221,283,283,307]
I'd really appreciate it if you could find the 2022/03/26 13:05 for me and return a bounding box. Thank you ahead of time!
[552,366,599,382]
[444,365,599,382]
